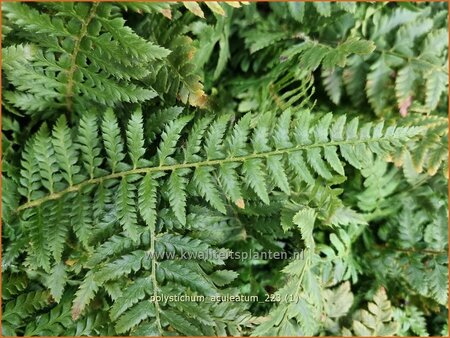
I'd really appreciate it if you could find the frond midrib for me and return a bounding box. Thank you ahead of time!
[65,2,99,112]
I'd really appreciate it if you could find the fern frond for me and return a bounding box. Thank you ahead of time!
[3,3,448,336]
[325,5,449,116]
[23,206,51,272]
[283,36,375,72]
[15,110,424,218]
[2,272,29,300]
[156,233,211,261]
[52,116,80,186]
[18,136,42,202]
[126,110,146,169]
[24,299,72,336]
[366,57,393,116]
[2,3,71,37]
[158,115,193,166]
[393,305,429,336]
[109,278,153,321]
[85,233,144,268]
[322,68,343,105]
[183,1,245,18]
[193,166,227,213]
[115,2,171,15]
[48,262,68,303]
[138,173,158,230]
[2,2,169,115]
[116,177,141,241]
[242,159,270,204]
[349,288,399,336]
[33,125,60,194]
[293,207,316,250]
[3,290,52,329]
[167,169,189,225]
[71,192,93,248]
[147,34,207,108]
[115,300,155,334]
[94,250,150,284]
[323,281,354,321]
[71,271,99,320]
[157,260,218,296]
[428,260,448,305]
[425,71,447,110]
[161,309,203,336]
[397,114,448,176]
[101,109,125,173]
[48,197,71,262]
[77,113,103,179]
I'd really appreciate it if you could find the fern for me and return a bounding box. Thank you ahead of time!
[2,2,448,337]
[12,110,422,216]
[361,175,448,307]
[394,305,429,337]
[2,2,169,116]
[320,4,448,116]
[283,37,375,72]
[2,290,53,335]
[344,288,399,336]
[397,114,449,177]
[137,14,208,108]
[182,1,246,18]
[24,299,73,336]
[5,107,422,334]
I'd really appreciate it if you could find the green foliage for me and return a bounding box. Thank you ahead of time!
[394,305,429,337]
[323,4,448,117]
[2,2,169,116]
[283,37,375,72]
[364,175,448,307]
[2,290,53,334]
[2,2,448,337]
[345,288,399,336]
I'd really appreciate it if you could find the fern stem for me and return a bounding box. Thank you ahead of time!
[149,226,163,334]
[15,136,406,212]
[65,2,99,113]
